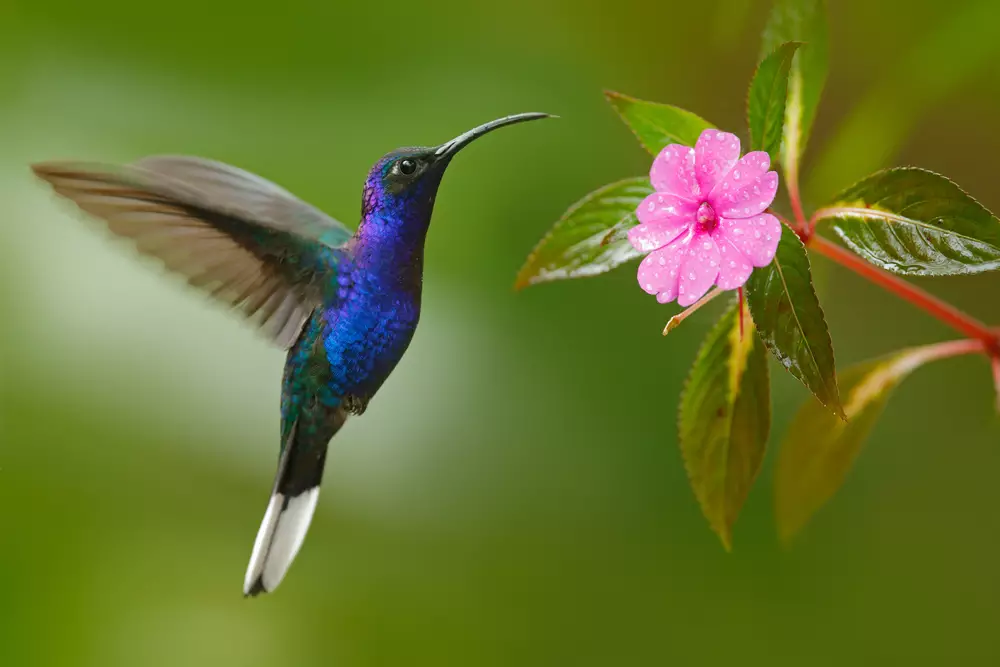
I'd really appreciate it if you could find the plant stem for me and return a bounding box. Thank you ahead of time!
[810,235,1000,352]
[786,166,807,230]
[905,337,988,365]
[663,288,723,335]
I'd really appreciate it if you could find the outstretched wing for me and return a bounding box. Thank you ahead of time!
[32,156,354,349]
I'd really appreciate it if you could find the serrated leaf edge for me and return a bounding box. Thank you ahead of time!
[603,90,716,154]
[746,41,802,157]
[514,176,649,290]
[678,300,770,550]
[818,166,1000,276]
[753,225,844,418]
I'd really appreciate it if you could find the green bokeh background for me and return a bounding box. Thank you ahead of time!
[2,1,1000,664]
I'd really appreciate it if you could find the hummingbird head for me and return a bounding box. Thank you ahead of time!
[358,112,552,240]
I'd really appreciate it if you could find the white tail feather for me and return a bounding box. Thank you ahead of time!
[243,488,320,595]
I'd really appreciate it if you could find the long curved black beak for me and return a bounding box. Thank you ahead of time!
[433,112,554,162]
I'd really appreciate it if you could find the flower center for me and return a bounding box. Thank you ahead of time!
[696,202,718,232]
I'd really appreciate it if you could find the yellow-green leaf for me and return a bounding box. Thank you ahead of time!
[605,91,714,155]
[515,178,650,289]
[679,300,771,550]
[775,344,953,544]
[760,0,828,185]
[747,41,801,159]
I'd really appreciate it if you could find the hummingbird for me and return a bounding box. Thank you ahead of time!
[31,112,551,596]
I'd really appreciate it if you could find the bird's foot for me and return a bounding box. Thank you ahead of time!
[343,394,369,416]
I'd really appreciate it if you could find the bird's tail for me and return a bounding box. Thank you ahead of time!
[243,411,346,596]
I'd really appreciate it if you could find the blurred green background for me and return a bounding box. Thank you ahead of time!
[2,0,1000,664]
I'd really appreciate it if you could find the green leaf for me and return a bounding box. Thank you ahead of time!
[817,168,1000,276]
[604,91,714,155]
[679,300,771,550]
[775,345,947,543]
[745,226,843,417]
[760,0,828,183]
[747,42,801,159]
[515,178,651,289]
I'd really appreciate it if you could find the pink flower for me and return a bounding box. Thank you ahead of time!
[629,129,781,307]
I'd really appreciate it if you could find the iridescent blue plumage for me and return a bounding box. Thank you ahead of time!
[31,112,551,597]
[279,150,442,461]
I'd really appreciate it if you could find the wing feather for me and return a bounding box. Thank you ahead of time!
[32,158,354,349]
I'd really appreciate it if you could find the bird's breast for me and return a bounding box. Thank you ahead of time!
[321,269,421,396]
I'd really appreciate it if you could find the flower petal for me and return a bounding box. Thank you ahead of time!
[714,151,772,189]
[695,130,741,195]
[636,234,688,303]
[712,232,754,290]
[650,144,700,200]
[635,192,699,227]
[716,213,782,267]
[677,233,721,307]
[709,167,779,220]
[631,193,697,251]
[628,222,685,253]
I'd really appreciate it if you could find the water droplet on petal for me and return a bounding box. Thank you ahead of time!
[733,170,741,180]
[688,271,696,280]
[658,256,666,266]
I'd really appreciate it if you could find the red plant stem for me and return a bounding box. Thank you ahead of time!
[786,169,807,231]
[810,235,1000,353]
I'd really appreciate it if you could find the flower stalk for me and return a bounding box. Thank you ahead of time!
[663,288,723,335]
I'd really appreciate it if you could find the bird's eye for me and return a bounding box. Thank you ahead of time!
[398,159,417,175]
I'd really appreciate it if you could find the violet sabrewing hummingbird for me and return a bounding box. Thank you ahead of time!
[31,112,551,596]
